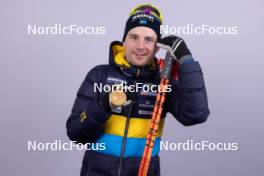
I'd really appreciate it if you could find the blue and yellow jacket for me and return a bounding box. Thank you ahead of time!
[66,41,209,176]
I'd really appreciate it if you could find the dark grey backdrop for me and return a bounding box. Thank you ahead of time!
[1,0,263,175]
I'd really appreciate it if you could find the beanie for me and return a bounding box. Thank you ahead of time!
[122,4,163,42]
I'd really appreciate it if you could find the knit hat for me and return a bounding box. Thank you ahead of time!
[122,4,163,41]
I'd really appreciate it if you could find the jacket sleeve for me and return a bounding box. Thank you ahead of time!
[168,59,210,126]
[66,66,110,143]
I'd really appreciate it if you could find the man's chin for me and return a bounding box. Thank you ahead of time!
[131,57,148,66]
[131,60,147,66]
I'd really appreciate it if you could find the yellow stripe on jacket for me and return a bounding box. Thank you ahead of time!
[104,114,165,138]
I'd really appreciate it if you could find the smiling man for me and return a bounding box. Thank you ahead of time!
[123,27,158,66]
[66,4,209,176]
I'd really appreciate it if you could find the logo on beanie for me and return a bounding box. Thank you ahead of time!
[139,19,147,25]
[131,14,154,23]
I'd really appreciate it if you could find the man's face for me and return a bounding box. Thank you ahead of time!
[123,27,158,67]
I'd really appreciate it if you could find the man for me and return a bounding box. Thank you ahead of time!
[66,4,209,176]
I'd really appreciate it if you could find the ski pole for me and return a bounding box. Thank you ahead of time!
[117,100,134,176]
[138,39,182,176]
[109,87,135,176]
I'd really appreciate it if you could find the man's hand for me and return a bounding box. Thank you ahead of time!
[157,35,192,61]
[100,87,135,113]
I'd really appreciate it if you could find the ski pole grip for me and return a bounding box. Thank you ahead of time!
[160,52,174,79]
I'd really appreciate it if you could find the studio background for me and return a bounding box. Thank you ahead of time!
[1,0,263,175]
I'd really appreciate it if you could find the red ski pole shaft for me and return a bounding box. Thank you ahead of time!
[138,79,169,176]
[138,52,175,176]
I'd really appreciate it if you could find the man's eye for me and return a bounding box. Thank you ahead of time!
[145,38,154,43]
[130,35,137,40]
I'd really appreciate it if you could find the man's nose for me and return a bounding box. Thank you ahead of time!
[136,39,145,50]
